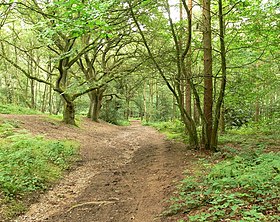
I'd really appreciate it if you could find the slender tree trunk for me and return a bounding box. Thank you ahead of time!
[185,0,192,121]
[125,99,130,120]
[143,82,148,122]
[30,79,36,109]
[28,49,36,109]
[41,83,48,113]
[210,0,227,150]
[179,1,185,110]
[220,102,225,134]
[155,81,159,111]
[48,61,53,114]
[48,86,53,114]
[202,0,213,150]
[193,97,200,124]
[255,100,260,122]
[172,95,176,121]
[149,79,154,121]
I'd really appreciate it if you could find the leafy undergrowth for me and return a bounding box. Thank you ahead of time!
[219,120,280,152]
[0,104,41,115]
[143,120,188,143]
[115,120,130,126]
[165,150,280,221]
[0,120,79,220]
[165,124,280,222]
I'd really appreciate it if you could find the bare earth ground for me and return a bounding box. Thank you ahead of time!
[0,114,198,222]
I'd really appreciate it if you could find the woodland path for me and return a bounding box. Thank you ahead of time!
[1,115,196,222]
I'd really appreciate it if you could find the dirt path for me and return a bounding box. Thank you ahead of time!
[1,115,194,222]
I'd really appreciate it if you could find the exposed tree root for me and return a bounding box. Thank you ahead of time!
[67,198,119,213]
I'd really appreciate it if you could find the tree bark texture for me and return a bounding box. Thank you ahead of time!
[185,0,192,119]
[63,100,76,125]
[91,88,105,122]
[202,0,213,150]
[210,0,227,151]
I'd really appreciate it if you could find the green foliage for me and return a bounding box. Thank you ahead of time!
[99,99,130,125]
[219,120,280,149]
[115,120,130,126]
[0,120,20,138]
[166,150,280,221]
[224,108,251,128]
[36,0,114,42]
[144,120,188,142]
[0,104,41,115]
[0,124,79,197]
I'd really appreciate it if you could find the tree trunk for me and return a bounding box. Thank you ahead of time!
[91,88,105,122]
[185,77,192,118]
[48,86,53,114]
[172,95,176,121]
[41,83,48,113]
[149,79,154,121]
[143,82,148,122]
[88,92,94,118]
[63,100,76,125]
[255,100,260,122]
[48,62,53,114]
[193,97,200,124]
[125,99,130,120]
[220,103,225,134]
[185,0,192,122]
[56,60,77,125]
[210,0,227,151]
[179,1,185,110]
[202,0,213,150]
[30,79,36,109]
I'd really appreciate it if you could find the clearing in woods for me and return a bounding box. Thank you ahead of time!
[1,114,198,222]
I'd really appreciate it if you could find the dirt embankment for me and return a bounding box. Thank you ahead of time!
[1,115,195,222]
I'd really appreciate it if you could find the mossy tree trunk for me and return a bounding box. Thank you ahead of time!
[63,99,76,125]
[90,88,105,122]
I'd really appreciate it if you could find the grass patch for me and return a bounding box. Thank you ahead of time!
[116,120,130,126]
[0,104,41,115]
[144,120,188,142]
[0,122,79,220]
[46,114,63,122]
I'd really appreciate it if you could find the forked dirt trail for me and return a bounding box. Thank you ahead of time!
[1,115,194,222]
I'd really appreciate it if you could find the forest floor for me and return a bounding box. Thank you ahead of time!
[0,114,200,222]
